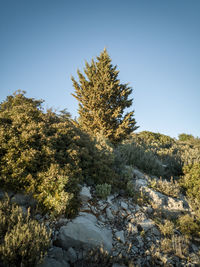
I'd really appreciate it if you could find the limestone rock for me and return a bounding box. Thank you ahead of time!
[56,213,113,252]
[106,207,114,220]
[120,201,128,210]
[133,169,146,179]
[79,186,91,203]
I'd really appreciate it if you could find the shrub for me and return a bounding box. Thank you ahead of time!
[0,196,51,267]
[177,214,200,238]
[128,131,200,177]
[96,183,111,199]
[158,219,175,236]
[114,142,164,177]
[178,133,195,142]
[0,91,117,216]
[150,177,181,198]
[180,162,200,217]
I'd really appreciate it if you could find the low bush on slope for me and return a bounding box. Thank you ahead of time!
[0,195,51,267]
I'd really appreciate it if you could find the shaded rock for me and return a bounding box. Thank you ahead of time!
[56,213,113,252]
[0,190,5,200]
[79,186,91,203]
[37,257,69,267]
[66,247,77,263]
[10,193,36,208]
[133,169,146,179]
[106,207,114,220]
[48,246,63,261]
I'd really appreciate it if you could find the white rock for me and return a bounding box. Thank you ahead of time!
[79,186,91,203]
[115,230,125,243]
[56,213,113,252]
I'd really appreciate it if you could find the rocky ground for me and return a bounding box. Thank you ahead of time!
[1,168,200,267]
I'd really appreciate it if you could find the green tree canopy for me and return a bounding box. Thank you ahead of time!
[71,49,138,144]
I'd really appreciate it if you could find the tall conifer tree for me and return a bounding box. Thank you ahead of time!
[71,49,138,144]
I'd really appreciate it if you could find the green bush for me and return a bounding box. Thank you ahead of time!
[0,91,117,216]
[180,163,200,217]
[158,219,175,237]
[0,196,51,267]
[96,183,111,199]
[150,177,181,198]
[114,142,164,177]
[177,214,200,238]
[128,131,200,177]
[178,133,195,142]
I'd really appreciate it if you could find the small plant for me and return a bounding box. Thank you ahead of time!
[126,180,135,197]
[0,196,51,267]
[158,219,174,236]
[150,177,181,198]
[177,214,200,238]
[96,183,111,199]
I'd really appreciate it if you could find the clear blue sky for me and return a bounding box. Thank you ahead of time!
[1,0,200,138]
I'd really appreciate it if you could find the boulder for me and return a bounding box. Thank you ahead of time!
[56,213,113,252]
[79,186,92,203]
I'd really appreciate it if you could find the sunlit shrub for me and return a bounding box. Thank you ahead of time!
[180,162,200,218]
[177,214,200,238]
[150,177,181,198]
[0,91,117,216]
[158,219,175,236]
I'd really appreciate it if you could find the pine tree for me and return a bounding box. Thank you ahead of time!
[71,49,138,144]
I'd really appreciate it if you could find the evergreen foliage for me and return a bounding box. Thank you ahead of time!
[71,49,138,144]
[0,91,116,216]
